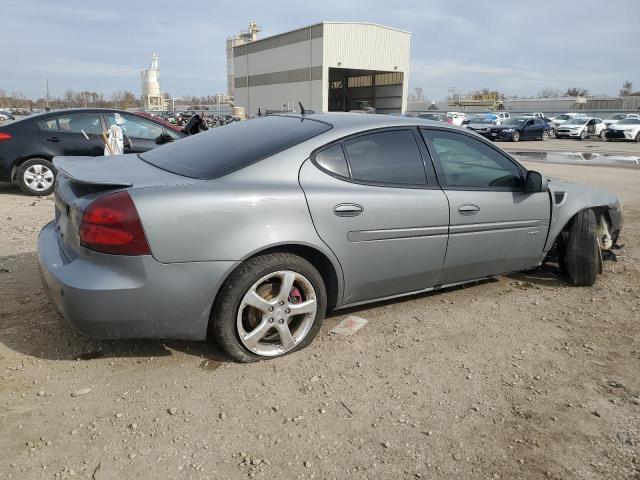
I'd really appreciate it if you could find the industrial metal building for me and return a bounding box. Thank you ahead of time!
[230,22,411,115]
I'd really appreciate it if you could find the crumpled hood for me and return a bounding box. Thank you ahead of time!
[547,177,620,209]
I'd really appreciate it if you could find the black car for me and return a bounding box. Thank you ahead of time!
[487,117,551,142]
[0,108,190,195]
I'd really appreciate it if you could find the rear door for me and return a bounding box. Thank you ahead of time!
[37,113,105,157]
[421,128,550,284]
[299,128,449,305]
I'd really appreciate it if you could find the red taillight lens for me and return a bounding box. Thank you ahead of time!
[80,191,151,255]
[0,132,12,142]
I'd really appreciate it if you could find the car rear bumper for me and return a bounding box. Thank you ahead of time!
[37,221,236,340]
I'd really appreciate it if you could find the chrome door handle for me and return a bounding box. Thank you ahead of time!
[458,204,480,215]
[333,203,364,217]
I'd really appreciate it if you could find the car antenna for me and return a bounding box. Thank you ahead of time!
[298,101,315,115]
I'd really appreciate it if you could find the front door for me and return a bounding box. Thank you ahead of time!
[105,112,174,153]
[421,128,550,285]
[37,112,105,157]
[299,129,449,305]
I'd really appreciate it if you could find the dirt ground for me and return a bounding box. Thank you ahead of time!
[1,161,639,480]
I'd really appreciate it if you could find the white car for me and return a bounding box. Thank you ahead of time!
[556,117,606,140]
[604,117,640,142]
[552,113,586,127]
[603,113,630,128]
[446,111,468,126]
[492,111,510,124]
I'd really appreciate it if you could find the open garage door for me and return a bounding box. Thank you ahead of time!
[328,68,404,114]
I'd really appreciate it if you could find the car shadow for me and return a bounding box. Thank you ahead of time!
[505,263,567,288]
[0,250,565,363]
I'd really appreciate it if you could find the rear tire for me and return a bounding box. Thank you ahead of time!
[541,131,549,141]
[636,132,640,143]
[210,253,327,362]
[16,158,56,196]
[563,209,600,286]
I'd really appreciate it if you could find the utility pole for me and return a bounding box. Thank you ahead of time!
[45,79,50,110]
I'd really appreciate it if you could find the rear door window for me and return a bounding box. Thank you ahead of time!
[140,115,331,179]
[38,113,103,134]
[343,130,427,185]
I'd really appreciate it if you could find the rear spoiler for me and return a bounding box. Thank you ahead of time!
[53,156,133,187]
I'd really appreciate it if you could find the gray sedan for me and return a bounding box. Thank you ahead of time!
[38,113,623,362]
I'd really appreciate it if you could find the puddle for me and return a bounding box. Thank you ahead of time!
[199,359,223,372]
[512,151,640,168]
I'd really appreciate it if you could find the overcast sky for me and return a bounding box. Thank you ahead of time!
[2,0,638,101]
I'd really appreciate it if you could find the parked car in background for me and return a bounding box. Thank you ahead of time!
[488,117,551,142]
[521,112,546,119]
[0,108,191,195]
[417,112,451,123]
[462,113,498,127]
[465,115,498,137]
[556,117,606,140]
[37,112,622,362]
[491,111,510,124]
[446,112,468,126]
[0,111,16,121]
[604,117,640,142]
[603,113,629,128]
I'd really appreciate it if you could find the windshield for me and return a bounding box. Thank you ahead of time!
[140,115,332,179]
[558,114,574,120]
[503,118,525,126]
[619,118,640,125]
[565,118,588,125]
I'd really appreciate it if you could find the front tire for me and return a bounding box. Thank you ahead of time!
[636,132,640,143]
[210,253,327,362]
[17,158,57,196]
[511,131,520,142]
[579,130,587,141]
[563,209,600,286]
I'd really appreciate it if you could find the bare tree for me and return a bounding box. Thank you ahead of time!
[537,88,560,98]
[620,80,633,97]
[564,87,589,97]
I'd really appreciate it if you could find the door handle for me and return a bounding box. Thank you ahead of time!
[333,203,364,217]
[45,136,61,142]
[458,204,480,215]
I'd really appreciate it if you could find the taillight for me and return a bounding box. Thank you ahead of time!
[80,191,151,255]
[0,132,12,142]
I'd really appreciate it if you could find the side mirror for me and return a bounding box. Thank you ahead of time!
[524,170,548,193]
[155,132,174,145]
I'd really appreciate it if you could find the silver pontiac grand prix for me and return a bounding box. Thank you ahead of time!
[38,113,622,362]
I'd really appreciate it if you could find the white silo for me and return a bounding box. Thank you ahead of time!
[141,53,166,111]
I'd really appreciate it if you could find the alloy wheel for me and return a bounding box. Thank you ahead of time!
[237,270,317,357]
[23,164,54,192]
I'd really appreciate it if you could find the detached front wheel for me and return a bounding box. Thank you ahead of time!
[211,253,327,362]
[563,209,600,286]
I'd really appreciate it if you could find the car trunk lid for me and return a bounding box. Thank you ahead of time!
[52,154,200,260]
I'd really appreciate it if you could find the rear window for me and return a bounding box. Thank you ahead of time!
[139,115,331,179]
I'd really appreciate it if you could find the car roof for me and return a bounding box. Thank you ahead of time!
[273,112,460,136]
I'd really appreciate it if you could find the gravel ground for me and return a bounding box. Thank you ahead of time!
[0,161,639,480]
